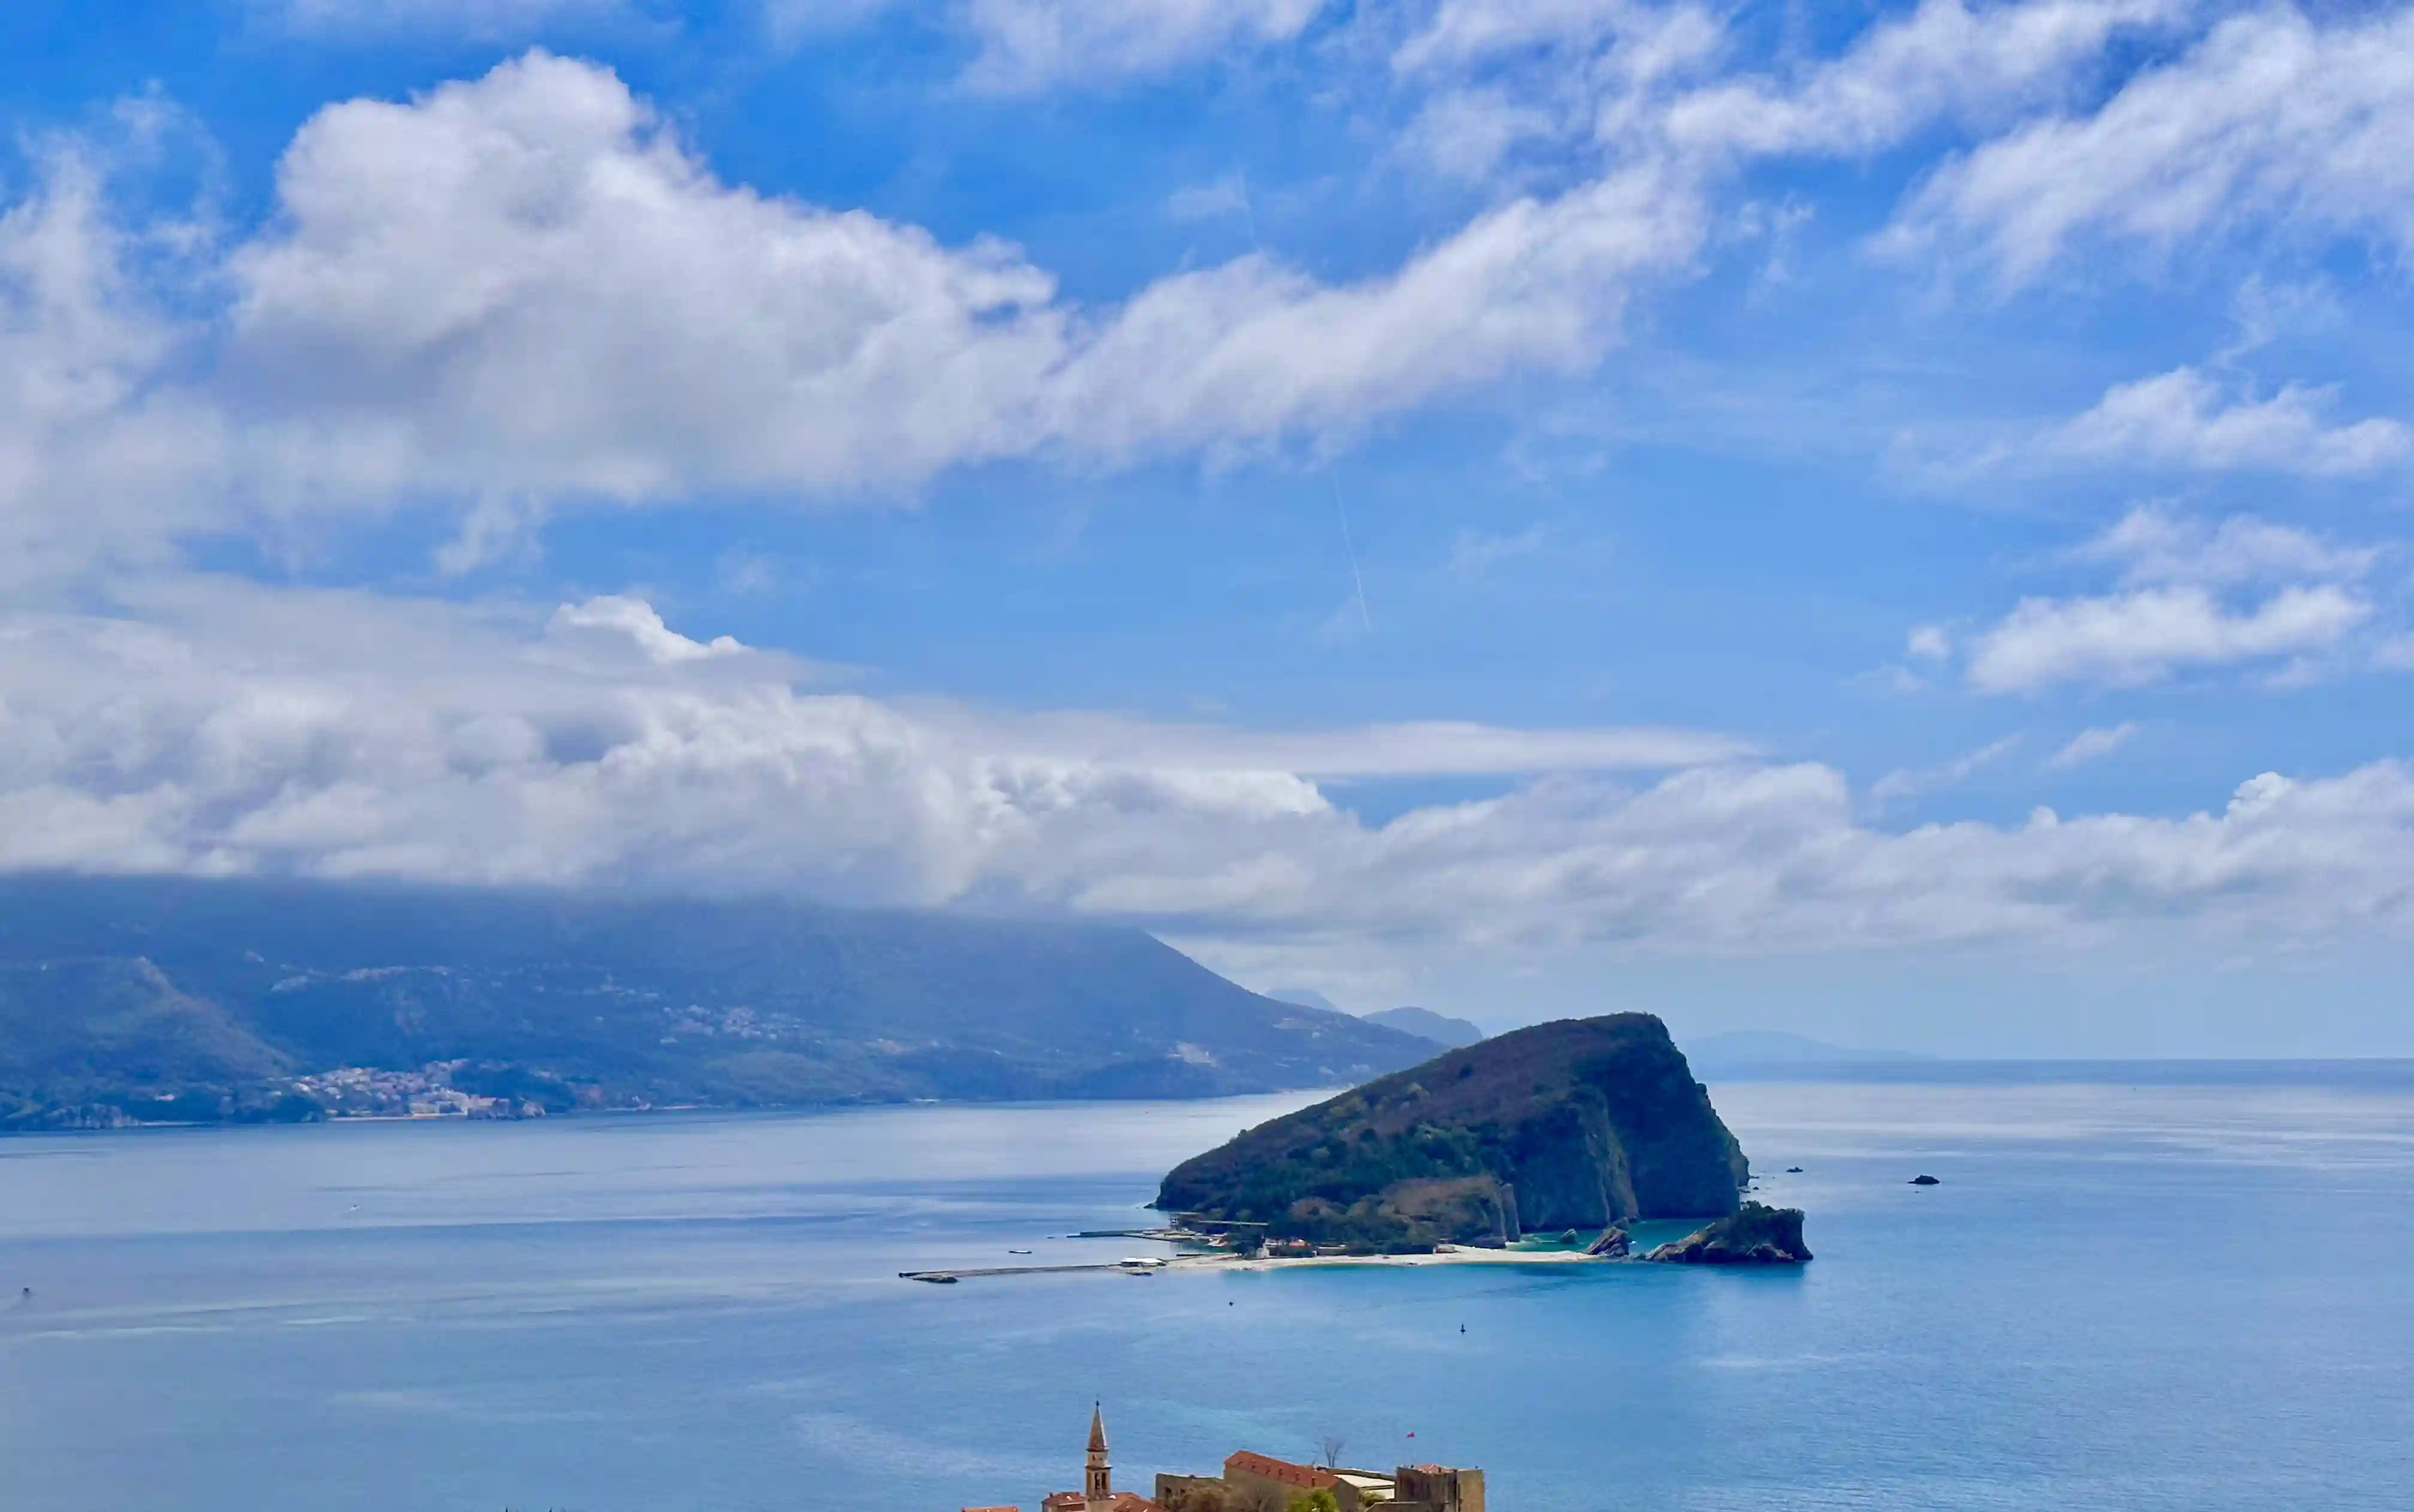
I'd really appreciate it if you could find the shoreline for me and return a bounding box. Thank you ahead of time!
[901,1244,1623,1284]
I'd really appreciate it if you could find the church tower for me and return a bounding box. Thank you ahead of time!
[1084,1403,1112,1507]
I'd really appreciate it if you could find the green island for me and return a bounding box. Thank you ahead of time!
[1153,1014,1810,1265]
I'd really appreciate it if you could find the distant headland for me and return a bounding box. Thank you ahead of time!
[0,873,1437,1131]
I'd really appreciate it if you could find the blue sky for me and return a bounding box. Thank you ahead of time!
[5,0,2413,1053]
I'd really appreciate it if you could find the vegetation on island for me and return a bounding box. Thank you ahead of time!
[1644,1200,1813,1265]
[1157,1014,1750,1251]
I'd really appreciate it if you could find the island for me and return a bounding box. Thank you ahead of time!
[1154,1013,1780,1256]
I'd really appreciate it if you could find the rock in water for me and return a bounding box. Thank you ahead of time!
[1645,1202,1811,1265]
[1910,1174,1941,1186]
[1585,1225,1630,1257]
[1155,1014,1750,1251]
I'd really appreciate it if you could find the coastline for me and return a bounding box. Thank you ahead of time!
[900,1242,1624,1284]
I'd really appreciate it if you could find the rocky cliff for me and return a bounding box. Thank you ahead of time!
[1156,1014,1749,1250]
[1645,1201,1811,1265]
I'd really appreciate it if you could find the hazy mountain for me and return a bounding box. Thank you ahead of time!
[1362,1006,1483,1048]
[1267,987,1341,1013]
[0,875,1435,1129]
[1683,1029,1923,1072]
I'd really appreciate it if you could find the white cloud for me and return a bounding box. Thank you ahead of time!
[1953,509,2388,693]
[1907,624,1953,660]
[957,0,1328,93]
[1445,523,1547,577]
[1394,0,1664,73]
[1166,174,1254,225]
[2077,505,2380,589]
[4,52,1706,571]
[1870,733,2020,807]
[1663,0,2182,159]
[10,581,2414,957]
[2046,722,2137,769]
[267,0,619,38]
[2048,367,2412,477]
[1966,582,2369,693]
[547,595,746,664]
[764,0,1325,88]
[1890,6,2414,282]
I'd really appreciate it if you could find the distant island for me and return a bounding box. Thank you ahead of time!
[1155,1014,1771,1254]
[0,875,1436,1131]
[1360,1006,1484,1048]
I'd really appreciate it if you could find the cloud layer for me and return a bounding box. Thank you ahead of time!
[10,583,2414,961]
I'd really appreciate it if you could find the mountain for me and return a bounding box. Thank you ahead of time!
[0,875,1436,1129]
[1155,1014,1748,1251]
[1362,1006,1483,1048]
[1267,988,1341,1013]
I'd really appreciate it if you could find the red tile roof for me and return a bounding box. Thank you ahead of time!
[1225,1452,1340,1490]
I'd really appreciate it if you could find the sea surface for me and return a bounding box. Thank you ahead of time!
[4,1071,2412,1511]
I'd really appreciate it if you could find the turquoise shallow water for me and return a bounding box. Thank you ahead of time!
[3,1076,2412,1510]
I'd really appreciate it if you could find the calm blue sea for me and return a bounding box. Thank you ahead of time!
[4,1072,2412,1511]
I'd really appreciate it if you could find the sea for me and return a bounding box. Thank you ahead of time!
[4,1069,2412,1511]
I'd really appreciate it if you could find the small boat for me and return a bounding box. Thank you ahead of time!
[1008,1249,1032,1255]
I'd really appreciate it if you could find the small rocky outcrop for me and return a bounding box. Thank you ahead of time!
[1645,1202,1810,1265]
[1584,1225,1630,1257]
[1910,1174,1940,1186]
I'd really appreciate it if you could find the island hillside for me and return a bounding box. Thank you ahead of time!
[0,873,1435,1129]
[1155,1013,1749,1250]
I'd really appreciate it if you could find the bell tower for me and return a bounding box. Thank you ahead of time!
[1084,1403,1112,1507]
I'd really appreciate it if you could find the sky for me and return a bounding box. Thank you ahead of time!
[4,0,2413,1055]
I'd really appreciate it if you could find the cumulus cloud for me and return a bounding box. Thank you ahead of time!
[2,52,1705,571]
[10,583,2414,956]
[1967,583,2368,693]
[1950,507,2388,692]
[1890,6,2414,282]
[2047,367,2412,477]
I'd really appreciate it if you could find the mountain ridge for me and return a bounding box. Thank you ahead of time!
[0,874,1435,1129]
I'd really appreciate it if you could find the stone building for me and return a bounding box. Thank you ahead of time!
[1390,1464,1484,1512]
[965,1410,1479,1512]
[1154,1450,1484,1512]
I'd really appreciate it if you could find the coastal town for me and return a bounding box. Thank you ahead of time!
[287,1063,546,1120]
[964,1408,1483,1512]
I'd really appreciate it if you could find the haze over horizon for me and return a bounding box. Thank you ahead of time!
[6,1,2414,1056]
